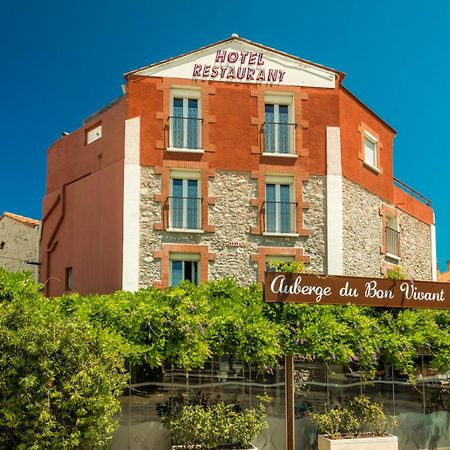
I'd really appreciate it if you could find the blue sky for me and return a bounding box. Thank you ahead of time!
[1,0,449,271]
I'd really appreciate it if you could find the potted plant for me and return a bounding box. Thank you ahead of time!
[157,392,268,450]
[310,395,398,450]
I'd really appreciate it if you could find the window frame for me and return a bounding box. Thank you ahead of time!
[264,175,296,235]
[363,131,378,168]
[169,170,201,231]
[85,123,102,145]
[65,267,73,291]
[380,204,401,261]
[169,88,202,152]
[263,93,295,156]
[169,252,200,287]
[385,215,400,259]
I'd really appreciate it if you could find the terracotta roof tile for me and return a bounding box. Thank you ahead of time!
[1,212,41,227]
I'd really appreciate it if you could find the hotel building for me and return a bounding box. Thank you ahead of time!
[37,35,449,450]
[40,35,435,296]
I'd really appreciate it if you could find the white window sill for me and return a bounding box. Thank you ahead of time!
[262,152,298,158]
[263,232,299,237]
[167,228,204,234]
[363,162,381,174]
[166,147,204,154]
[385,252,401,261]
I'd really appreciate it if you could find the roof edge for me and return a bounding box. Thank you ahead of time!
[1,212,41,226]
[340,85,397,134]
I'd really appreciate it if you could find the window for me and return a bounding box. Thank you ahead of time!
[170,253,200,286]
[170,88,201,150]
[265,176,295,234]
[385,215,400,257]
[264,94,295,155]
[65,267,73,291]
[363,132,377,168]
[169,171,201,230]
[86,123,102,145]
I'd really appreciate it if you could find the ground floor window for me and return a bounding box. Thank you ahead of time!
[169,253,200,286]
[65,267,73,291]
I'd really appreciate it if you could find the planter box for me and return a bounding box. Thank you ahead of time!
[318,434,398,450]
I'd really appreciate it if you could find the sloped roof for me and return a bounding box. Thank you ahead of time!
[1,212,41,227]
[125,34,345,80]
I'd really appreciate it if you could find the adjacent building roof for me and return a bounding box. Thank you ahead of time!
[1,212,41,227]
[438,262,450,283]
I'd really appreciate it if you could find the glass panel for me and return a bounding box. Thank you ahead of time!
[171,179,183,228]
[170,260,183,287]
[278,105,289,154]
[108,357,286,450]
[279,184,291,233]
[264,104,275,152]
[364,137,376,167]
[265,184,276,232]
[112,358,286,450]
[187,180,198,230]
[172,98,184,148]
[294,357,450,450]
[187,99,198,149]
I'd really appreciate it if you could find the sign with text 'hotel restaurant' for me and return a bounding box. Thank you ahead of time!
[264,273,450,310]
[134,42,337,88]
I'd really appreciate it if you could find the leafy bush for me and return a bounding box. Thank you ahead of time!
[49,274,450,380]
[386,266,407,280]
[267,259,305,273]
[1,268,449,447]
[160,394,268,449]
[0,269,128,449]
[310,395,394,439]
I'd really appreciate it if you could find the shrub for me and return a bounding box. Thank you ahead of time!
[159,393,268,449]
[0,269,128,449]
[309,395,394,439]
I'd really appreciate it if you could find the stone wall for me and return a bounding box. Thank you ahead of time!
[0,216,40,280]
[140,168,162,289]
[302,176,326,274]
[139,170,432,286]
[207,171,258,284]
[399,210,432,280]
[343,178,433,280]
[139,169,326,287]
[342,178,383,277]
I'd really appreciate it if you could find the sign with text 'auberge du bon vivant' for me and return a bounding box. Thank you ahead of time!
[264,273,450,309]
